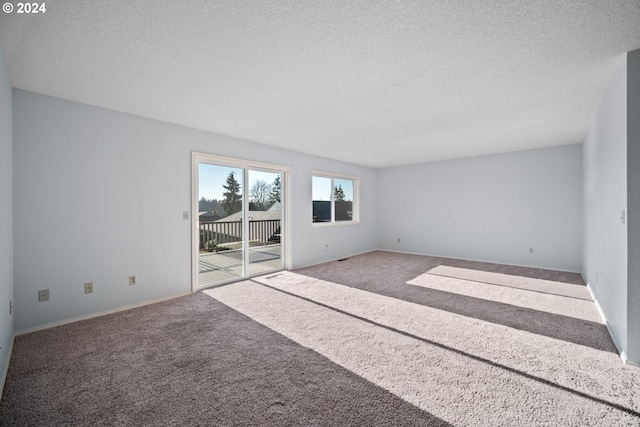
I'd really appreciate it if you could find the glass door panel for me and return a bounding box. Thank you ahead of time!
[247,170,283,277]
[197,164,244,287]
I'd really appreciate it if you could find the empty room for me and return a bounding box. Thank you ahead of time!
[1,1,640,426]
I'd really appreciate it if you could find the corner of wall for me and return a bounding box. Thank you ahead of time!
[626,48,640,365]
[0,334,14,396]
[586,282,626,363]
[582,52,629,364]
[0,44,14,398]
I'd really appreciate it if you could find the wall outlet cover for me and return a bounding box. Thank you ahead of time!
[38,289,49,302]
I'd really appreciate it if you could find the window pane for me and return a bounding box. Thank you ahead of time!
[312,176,332,222]
[198,163,244,287]
[199,164,243,217]
[334,179,354,221]
[248,170,280,212]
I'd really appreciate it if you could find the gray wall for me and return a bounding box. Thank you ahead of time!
[12,89,378,332]
[0,46,13,390]
[582,56,628,357]
[628,49,640,365]
[377,144,583,272]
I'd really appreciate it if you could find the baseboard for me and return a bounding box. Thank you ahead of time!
[1,333,15,399]
[293,249,377,270]
[586,283,628,365]
[378,249,582,274]
[625,358,640,368]
[586,282,599,304]
[15,292,192,336]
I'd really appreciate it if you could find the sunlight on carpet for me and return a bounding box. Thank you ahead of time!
[203,271,640,426]
[425,265,592,299]
[407,268,601,322]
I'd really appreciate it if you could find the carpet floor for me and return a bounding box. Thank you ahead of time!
[1,250,639,426]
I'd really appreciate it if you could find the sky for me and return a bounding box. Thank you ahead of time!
[199,164,280,201]
[312,176,354,201]
[199,163,353,202]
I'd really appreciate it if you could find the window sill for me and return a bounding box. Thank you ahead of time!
[312,221,360,228]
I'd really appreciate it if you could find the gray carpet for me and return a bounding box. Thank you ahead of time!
[296,251,616,353]
[0,291,447,426]
[2,250,639,426]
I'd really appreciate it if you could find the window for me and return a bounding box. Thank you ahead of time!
[312,171,359,224]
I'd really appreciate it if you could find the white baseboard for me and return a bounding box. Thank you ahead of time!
[586,283,628,364]
[377,248,583,274]
[294,249,376,270]
[625,358,640,368]
[1,333,15,398]
[15,292,192,336]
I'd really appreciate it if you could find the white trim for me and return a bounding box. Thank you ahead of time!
[243,168,250,277]
[586,282,599,304]
[586,282,627,364]
[294,249,376,270]
[15,292,191,336]
[191,152,292,292]
[1,333,14,396]
[283,167,293,271]
[626,358,640,368]
[379,248,583,274]
[191,153,199,293]
[310,169,359,181]
[312,220,360,228]
[194,152,292,174]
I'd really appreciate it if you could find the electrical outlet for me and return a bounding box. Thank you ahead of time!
[397,238,401,243]
[529,248,534,254]
[38,289,49,302]
[129,275,137,286]
[325,244,329,252]
[183,211,189,220]
[84,282,94,294]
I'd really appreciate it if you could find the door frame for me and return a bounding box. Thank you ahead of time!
[191,151,292,292]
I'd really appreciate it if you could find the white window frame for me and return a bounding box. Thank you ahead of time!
[311,170,360,226]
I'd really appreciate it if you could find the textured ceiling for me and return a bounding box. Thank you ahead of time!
[1,1,639,168]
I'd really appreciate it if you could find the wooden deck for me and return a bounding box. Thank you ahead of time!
[198,244,282,287]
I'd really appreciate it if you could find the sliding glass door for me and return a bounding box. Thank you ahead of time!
[197,163,245,286]
[247,169,283,277]
[192,153,288,290]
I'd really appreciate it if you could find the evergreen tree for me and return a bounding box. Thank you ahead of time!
[334,184,345,202]
[221,172,242,216]
[269,176,281,205]
[199,196,210,213]
[199,197,222,215]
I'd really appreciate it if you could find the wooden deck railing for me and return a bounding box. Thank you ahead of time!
[199,219,281,250]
